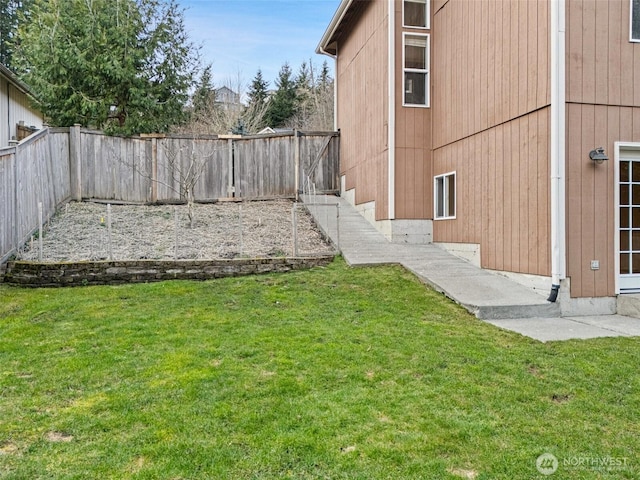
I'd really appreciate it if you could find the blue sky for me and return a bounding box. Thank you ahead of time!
[179,0,340,92]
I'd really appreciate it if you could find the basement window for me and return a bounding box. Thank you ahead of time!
[632,0,640,42]
[434,172,456,220]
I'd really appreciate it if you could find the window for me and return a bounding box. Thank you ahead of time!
[403,34,429,107]
[434,172,456,219]
[632,0,640,42]
[404,0,429,29]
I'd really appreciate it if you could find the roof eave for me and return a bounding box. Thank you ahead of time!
[0,63,35,97]
[316,0,354,57]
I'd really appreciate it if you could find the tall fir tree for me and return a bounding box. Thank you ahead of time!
[265,62,297,128]
[13,0,200,134]
[247,69,269,106]
[192,64,216,114]
[0,0,32,68]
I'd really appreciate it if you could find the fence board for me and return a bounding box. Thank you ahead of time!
[0,150,16,261]
[0,129,72,261]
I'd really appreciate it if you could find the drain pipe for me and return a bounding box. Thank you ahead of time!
[549,0,566,303]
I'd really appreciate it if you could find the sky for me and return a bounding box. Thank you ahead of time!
[179,0,340,92]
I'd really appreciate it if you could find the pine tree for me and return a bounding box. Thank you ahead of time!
[247,69,269,106]
[192,64,216,114]
[265,62,297,128]
[13,0,200,134]
[0,0,32,68]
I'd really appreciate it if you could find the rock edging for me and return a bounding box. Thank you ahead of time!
[3,256,335,287]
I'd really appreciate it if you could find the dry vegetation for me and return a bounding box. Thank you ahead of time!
[16,200,333,262]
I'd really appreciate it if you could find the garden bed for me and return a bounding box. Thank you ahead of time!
[14,199,334,262]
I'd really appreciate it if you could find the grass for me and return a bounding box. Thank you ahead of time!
[0,258,639,479]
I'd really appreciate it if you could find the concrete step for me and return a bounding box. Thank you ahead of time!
[617,294,640,319]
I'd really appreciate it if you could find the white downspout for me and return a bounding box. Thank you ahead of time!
[388,0,396,219]
[549,0,566,301]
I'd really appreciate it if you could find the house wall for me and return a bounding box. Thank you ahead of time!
[393,0,432,220]
[431,0,551,276]
[0,74,43,147]
[336,0,390,220]
[565,0,640,297]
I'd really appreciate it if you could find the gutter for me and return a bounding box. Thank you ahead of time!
[316,0,353,57]
[388,0,395,219]
[549,0,566,301]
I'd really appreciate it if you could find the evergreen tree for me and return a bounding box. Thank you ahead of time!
[0,0,32,68]
[192,64,216,114]
[265,62,297,128]
[247,69,269,106]
[13,0,199,134]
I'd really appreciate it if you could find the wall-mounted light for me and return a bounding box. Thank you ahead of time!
[589,147,608,164]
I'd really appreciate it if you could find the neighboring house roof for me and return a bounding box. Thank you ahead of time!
[0,63,35,97]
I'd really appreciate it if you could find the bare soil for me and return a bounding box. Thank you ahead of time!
[16,200,334,262]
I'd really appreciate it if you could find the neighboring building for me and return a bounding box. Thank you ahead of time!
[215,86,241,109]
[317,0,640,314]
[0,63,43,147]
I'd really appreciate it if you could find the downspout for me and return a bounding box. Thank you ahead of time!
[548,0,566,302]
[388,0,396,220]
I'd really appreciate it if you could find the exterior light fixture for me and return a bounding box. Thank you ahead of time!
[589,147,608,164]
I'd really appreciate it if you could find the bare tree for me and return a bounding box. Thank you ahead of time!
[160,140,220,228]
[286,60,334,131]
[177,70,269,135]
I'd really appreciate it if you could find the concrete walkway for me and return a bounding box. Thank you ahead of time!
[303,195,640,342]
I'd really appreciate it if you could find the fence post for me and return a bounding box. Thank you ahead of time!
[38,201,43,262]
[294,129,300,201]
[69,124,82,201]
[12,144,19,253]
[151,138,158,202]
[291,204,298,257]
[227,138,234,198]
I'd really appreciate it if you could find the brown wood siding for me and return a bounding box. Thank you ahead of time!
[431,0,551,276]
[565,105,640,298]
[565,0,640,297]
[432,109,551,276]
[394,0,432,219]
[567,0,640,106]
[336,0,390,220]
[432,0,550,150]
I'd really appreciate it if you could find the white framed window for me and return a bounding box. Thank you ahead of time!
[403,0,429,29]
[403,33,429,107]
[632,0,640,42]
[434,172,456,220]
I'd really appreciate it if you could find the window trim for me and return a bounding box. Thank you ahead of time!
[434,171,456,220]
[402,32,430,108]
[631,0,640,42]
[403,0,430,30]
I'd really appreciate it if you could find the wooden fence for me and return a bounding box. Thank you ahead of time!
[1,129,71,263]
[0,127,339,262]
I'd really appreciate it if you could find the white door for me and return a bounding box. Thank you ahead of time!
[618,146,640,293]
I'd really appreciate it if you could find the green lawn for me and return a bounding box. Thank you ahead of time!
[0,258,638,479]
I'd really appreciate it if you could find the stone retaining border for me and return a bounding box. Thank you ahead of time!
[3,256,335,287]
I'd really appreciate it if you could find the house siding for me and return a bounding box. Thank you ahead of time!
[431,0,551,276]
[336,0,390,220]
[565,0,640,298]
[394,0,432,220]
[0,72,43,147]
